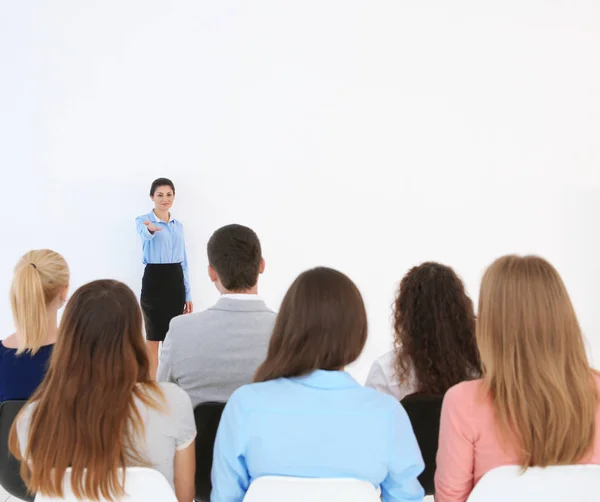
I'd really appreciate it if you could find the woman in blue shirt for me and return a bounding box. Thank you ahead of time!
[0,249,69,402]
[136,178,192,378]
[211,267,425,502]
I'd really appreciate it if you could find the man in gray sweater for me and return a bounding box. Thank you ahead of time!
[157,224,275,407]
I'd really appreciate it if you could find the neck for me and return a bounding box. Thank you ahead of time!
[43,308,59,345]
[153,208,169,222]
[222,285,259,295]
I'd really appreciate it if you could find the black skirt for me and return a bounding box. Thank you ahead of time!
[140,263,185,342]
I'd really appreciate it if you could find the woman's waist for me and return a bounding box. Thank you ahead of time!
[144,262,183,268]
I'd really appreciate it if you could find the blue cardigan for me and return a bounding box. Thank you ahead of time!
[211,370,425,502]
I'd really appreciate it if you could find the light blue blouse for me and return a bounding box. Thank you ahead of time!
[211,370,425,502]
[135,211,191,301]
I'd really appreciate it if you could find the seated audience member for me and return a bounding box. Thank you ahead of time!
[435,255,600,502]
[366,262,481,400]
[211,267,425,502]
[10,280,196,502]
[158,224,275,406]
[0,249,69,402]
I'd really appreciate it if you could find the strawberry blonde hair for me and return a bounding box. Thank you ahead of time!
[477,255,597,467]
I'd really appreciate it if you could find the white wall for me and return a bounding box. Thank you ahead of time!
[1,1,600,380]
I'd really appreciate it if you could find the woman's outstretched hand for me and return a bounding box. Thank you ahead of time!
[144,221,163,234]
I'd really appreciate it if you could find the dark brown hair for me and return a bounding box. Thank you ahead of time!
[9,280,164,500]
[150,177,175,196]
[254,267,367,382]
[207,224,262,292]
[394,262,480,394]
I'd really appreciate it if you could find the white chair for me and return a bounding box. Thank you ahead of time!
[242,476,381,502]
[466,464,600,502]
[34,467,177,501]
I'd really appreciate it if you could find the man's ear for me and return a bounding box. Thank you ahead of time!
[258,258,266,274]
[208,264,218,283]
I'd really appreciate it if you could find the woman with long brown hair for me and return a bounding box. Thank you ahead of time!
[435,255,600,502]
[366,262,480,399]
[10,280,196,502]
[211,267,425,502]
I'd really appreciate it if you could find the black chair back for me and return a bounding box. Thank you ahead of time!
[400,393,444,496]
[194,401,226,502]
[0,400,35,501]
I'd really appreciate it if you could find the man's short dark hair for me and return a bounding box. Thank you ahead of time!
[207,224,262,291]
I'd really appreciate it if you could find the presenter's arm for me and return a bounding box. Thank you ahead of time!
[135,215,162,240]
[181,231,193,313]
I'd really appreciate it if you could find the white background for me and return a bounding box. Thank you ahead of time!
[1,1,599,381]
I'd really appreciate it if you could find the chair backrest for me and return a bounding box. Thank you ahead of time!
[0,400,35,502]
[34,467,177,501]
[193,401,226,502]
[400,393,443,496]
[467,465,600,502]
[242,476,381,502]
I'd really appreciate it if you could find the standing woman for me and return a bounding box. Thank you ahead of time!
[136,178,193,378]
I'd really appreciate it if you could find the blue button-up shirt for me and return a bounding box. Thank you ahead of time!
[211,370,425,502]
[135,211,191,301]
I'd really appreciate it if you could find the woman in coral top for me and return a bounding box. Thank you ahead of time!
[435,255,600,502]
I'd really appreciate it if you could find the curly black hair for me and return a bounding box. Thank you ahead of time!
[394,262,481,395]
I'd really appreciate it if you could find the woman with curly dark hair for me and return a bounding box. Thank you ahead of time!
[366,262,481,399]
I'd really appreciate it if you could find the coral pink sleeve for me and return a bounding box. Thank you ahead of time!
[434,383,476,502]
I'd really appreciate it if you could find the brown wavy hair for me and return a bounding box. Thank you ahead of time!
[394,262,480,395]
[9,280,164,500]
[255,267,367,382]
[478,255,598,467]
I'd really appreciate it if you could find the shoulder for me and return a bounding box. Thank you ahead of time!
[370,350,395,375]
[442,379,487,420]
[225,379,287,410]
[156,382,193,412]
[168,309,215,333]
[361,383,405,411]
[135,212,152,222]
[445,379,484,402]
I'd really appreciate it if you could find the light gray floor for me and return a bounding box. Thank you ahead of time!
[0,484,25,502]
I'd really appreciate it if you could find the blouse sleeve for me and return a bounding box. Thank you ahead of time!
[365,359,391,395]
[169,386,196,451]
[181,229,191,301]
[135,215,156,242]
[434,384,476,502]
[380,405,425,502]
[211,389,250,502]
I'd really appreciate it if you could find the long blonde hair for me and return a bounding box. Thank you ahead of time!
[477,255,597,467]
[9,280,164,500]
[10,249,69,354]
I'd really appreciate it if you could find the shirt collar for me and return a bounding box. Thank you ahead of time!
[221,293,262,301]
[289,370,359,390]
[149,210,175,223]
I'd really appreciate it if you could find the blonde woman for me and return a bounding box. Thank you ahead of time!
[435,255,600,502]
[0,249,69,401]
